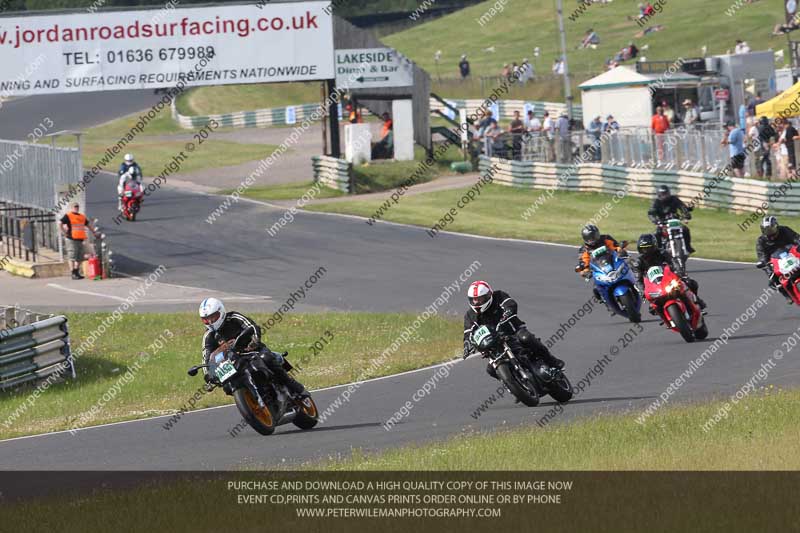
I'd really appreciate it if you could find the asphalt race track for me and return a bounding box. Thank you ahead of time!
[1,98,800,469]
[2,169,800,468]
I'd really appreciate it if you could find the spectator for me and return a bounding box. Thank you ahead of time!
[552,58,561,75]
[525,110,542,133]
[734,39,751,54]
[756,116,775,179]
[511,62,521,80]
[509,110,526,158]
[60,202,97,280]
[521,58,534,83]
[651,106,670,134]
[542,111,556,162]
[477,110,498,138]
[739,98,748,130]
[682,99,699,127]
[586,115,603,161]
[776,121,789,179]
[784,118,798,172]
[501,64,511,78]
[372,112,394,159]
[556,112,571,163]
[459,54,470,79]
[651,106,670,159]
[722,120,746,178]
[628,42,639,59]
[603,114,620,133]
[580,29,600,49]
[747,92,763,116]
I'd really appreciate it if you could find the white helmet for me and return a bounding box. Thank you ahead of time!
[467,280,493,313]
[124,153,135,164]
[199,297,225,331]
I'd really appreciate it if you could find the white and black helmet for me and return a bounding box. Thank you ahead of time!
[761,215,779,238]
[124,153,135,164]
[199,297,225,331]
[467,280,493,313]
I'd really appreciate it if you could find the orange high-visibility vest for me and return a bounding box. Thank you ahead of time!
[66,212,88,240]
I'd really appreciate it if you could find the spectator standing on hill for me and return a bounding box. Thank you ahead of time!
[734,39,751,54]
[459,55,470,79]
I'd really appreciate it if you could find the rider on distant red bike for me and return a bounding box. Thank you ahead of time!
[756,216,800,304]
[117,153,143,210]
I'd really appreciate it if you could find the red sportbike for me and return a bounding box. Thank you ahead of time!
[121,181,144,221]
[643,264,708,343]
[760,244,800,305]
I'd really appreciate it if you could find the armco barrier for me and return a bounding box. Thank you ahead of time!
[0,306,73,391]
[172,99,582,129]
[312,156,353,194]
[478,155,800,215]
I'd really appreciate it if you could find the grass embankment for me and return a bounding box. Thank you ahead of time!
[175,0,784,115]
[235,145,465,201]
[323,387,800,470]
[308,184,783,262]
[0,312,461,439]
[58,107,278,176]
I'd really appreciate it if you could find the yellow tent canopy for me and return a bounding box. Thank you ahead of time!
[755,81,800,119]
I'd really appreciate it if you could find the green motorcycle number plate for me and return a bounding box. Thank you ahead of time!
[214,360,236,383]
[647,266,664,283]
[472,325,491,345]
[667,219,682,228]
[591,246,608,259]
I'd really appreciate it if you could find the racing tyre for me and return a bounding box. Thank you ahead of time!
[694,321,709,340]
[620,291,641,323]
[292,395,319,430]
[496,363,539,407]
[549,371,574,403]
[667,303,694,343]
[234,388,276,435]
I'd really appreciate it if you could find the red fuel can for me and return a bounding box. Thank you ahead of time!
[86,255,102,280]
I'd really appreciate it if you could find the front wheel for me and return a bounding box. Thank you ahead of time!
[496,363,539,407]
[619,291,641,323]
[694,321,709,340]
[234,388,276,435]
[548,371,574,403]
[292,396,319,430]
[666,303,694,343]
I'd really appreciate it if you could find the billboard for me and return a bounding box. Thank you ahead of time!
[0,1,334,96]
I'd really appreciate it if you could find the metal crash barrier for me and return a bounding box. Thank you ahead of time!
[0,306,73,390]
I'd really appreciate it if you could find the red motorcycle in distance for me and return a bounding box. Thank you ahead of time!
[121,181,144,221]
[758,244,800,305]
[643,264,708,343]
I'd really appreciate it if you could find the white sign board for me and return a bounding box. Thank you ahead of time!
[335,48,413,89]
[0,2,334,96]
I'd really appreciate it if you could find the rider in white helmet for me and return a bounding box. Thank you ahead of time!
[463,280,564,379]
[198,298,309,397]
[117,154,143,210]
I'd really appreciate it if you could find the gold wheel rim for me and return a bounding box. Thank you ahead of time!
[244,390,273,427]
[301,397,318,418]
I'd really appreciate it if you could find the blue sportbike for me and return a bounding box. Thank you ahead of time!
[587,245,642,323]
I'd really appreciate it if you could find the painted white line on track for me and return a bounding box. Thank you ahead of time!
[46,283,127,302]
[0,358,461,444]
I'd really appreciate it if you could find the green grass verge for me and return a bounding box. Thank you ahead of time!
[352,145,464,194]
[58,107,278,176]
[322,386,800,470]
[224,181,345,201]
[307,184,783,262]
[0,312,461,440]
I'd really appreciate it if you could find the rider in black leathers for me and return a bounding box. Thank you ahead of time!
[756,216,800,303]
[648,185,695,253]
[463,282,564,379]
[200,299,309,398]
[631,234,706,313]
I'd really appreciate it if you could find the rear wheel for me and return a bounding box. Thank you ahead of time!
[667,303,694,343]
[234,388,276,435]
[292,396,319,430]
[619,291,641,323]
[496,363,539,407]
[549,372,574,403]
[694,321,709,340]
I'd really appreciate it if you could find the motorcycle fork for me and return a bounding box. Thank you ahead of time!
[243,368,267,409]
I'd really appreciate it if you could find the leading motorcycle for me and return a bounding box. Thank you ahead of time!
[465,322,573,407]
[654,217,690,276]
[584,243,641,323]
[188,347,318,436]
[643,264,707,342]
[757,244,800,305]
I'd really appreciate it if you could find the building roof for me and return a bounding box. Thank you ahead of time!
[579,65,701,91]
